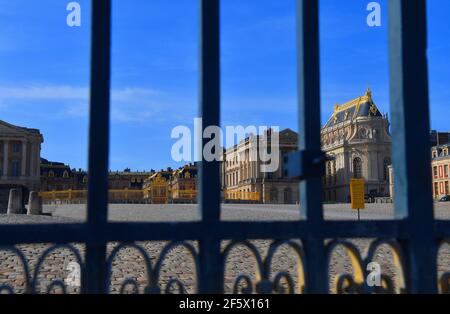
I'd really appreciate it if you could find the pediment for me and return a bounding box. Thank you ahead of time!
[279,128,298,141]
[0,120,30,137]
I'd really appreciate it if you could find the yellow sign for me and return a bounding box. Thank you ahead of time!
[350,179,365,209]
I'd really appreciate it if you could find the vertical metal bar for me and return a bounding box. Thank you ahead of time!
[388,0,437,292]
[297,0,328,293]
[198,0,222,293]
[83,0,112,294]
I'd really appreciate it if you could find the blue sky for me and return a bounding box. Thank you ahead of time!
[0,0,448,171]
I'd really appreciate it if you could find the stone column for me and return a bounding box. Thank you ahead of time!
[21,140,27,177]
[35,143,41,177]
[2,140,8,178]
[29,143,35,178]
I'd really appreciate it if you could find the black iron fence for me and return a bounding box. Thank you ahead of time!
[0,0,448,294]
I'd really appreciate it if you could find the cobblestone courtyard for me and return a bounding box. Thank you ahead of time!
[1,203,449,294]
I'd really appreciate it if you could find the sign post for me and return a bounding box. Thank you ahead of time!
[350,178,365,221]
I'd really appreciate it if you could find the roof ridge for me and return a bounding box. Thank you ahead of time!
[333,93,372,114]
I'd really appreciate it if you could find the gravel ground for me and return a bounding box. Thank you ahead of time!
[0,203,449,294]
[38,202,450,222]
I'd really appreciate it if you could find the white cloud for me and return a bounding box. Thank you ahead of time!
[0,85,161,103]
[65,103,89,117]
[0,84,166,123]
[111,87,160,102]
[0,85,88,101]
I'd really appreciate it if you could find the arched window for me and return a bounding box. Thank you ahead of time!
[63,170,69,178]
[384,158,391,181]
[48,170,55,178]
[353,157,362,179]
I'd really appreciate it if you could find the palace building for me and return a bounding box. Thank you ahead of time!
[143,169,173,204]
[1,89,394,206]
[41,160,150,192]
[220,89,392,204]
[321,89,392,202]
[431,144,450,199]
[390,144,450,201]
[40,159,152,203]
[0,120,43,211]
[142,165,198,204]
[221,128,300,204]
[40,159,87,191]
[170,164,197,203]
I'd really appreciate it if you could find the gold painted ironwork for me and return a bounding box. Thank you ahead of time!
[39,189,144,202]
[224,190,260,202]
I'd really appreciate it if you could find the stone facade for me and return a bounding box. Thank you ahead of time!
[40,160,150,192]
[321,89,392,202]
[40,159,87,191]
[431,144,450,199]
[219,89,392,204]
[221,129,300,204]
[0,120,43,211]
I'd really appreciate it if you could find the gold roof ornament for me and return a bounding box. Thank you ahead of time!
[325,88,381,128]
[365,87,372,99]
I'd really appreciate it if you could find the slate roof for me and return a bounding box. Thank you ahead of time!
[324,89,382,128]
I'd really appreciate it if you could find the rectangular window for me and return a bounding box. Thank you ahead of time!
[434,166,438,177]
[445,165,449,177]
[446,181,449,196]
[11,160,20,177]
[12,143,21,153]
